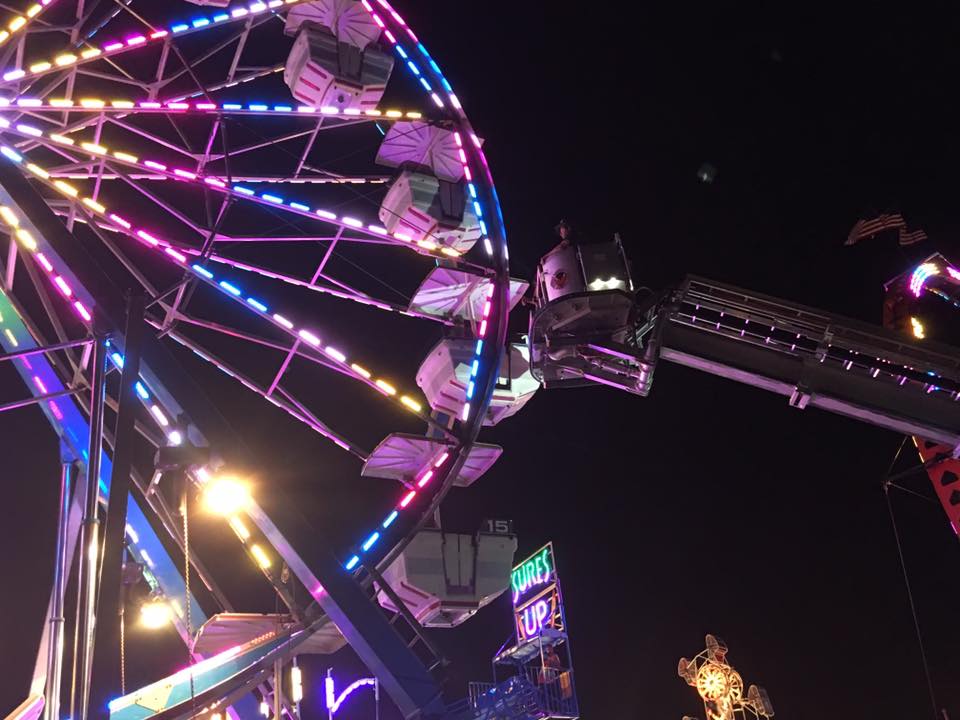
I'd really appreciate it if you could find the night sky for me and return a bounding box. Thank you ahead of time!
[3,3,960,720]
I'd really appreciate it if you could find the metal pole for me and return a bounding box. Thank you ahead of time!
[44,457,74,720]
[73,332,107,720]
[92,294,145,710]
[273,660,282,720]
[374,677,380,720]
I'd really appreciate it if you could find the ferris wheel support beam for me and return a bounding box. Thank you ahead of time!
[91,294,146,712]
[72,330,106,720]
[0,283,215,695]
[0,335,91,362]
[43,455,74,720]
[0,384,81,412]
[0,155,248,462]
[161,323,371,460]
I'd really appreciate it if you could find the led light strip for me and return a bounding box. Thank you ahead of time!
[2,146,430,424]
[0,189,191,450]
[0,176,93,327]
[0,0,56,47]
[0,0,309,85]
[40,212,444,323]
[0,97,425,120]
[1,118,463,259]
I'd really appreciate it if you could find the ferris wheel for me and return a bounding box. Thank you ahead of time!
[0,1,535,718]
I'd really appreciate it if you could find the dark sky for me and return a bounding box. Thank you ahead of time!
[3,3,960,720]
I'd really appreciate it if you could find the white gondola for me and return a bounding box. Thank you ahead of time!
[409,267,528,323]
[361,433,503,488]
[377,529,517,627]
[376,121,482,183]
[284,0,381,49]
[417,341,539,426]
[379,171,481,253]
[284,23,393,111]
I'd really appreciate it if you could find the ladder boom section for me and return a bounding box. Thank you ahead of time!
[660,276,960,448]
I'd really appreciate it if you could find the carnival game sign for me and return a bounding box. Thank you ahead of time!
[511,543,565,643]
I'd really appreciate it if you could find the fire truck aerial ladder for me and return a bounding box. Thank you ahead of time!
[528,239,960,536]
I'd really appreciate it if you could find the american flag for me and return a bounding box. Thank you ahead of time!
[898,227,928,246]
[845,213,906,245]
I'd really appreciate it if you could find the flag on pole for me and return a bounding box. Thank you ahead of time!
[898,227,928,246]
[845,213,906,245]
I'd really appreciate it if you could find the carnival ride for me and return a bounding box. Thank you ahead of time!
[1,3,959,720]
[0,1,525,719]
[678,635,774,720]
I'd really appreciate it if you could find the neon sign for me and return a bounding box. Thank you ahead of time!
[516,588,561,642]
[511,543,554,606]
[324,670,378,719]
[511,543,565,644]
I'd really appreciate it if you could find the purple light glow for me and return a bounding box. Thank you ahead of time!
[325,674,376,714]
[909,263,939,297]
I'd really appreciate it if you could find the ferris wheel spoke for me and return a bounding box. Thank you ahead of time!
[0,0,59,49]
[6,111,478,263]
[16,165,440,427]
[46,192,435,327]
[155,22,273,98]
[169,312,346,379]
[164,244,449,323]
[168,63,286,103]
[18,131,472,259]
[0,0,312,87]
[156,320,371,460]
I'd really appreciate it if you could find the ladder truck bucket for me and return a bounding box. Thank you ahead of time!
[530,237,656,396]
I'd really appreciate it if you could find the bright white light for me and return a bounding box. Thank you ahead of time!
[291,666,303,702]
[588,277,624,291]
[140,598,172,629]
[202,477,250,515]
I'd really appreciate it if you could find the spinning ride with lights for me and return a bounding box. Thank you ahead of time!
[678,635,774,720]
[0,2,529,720]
